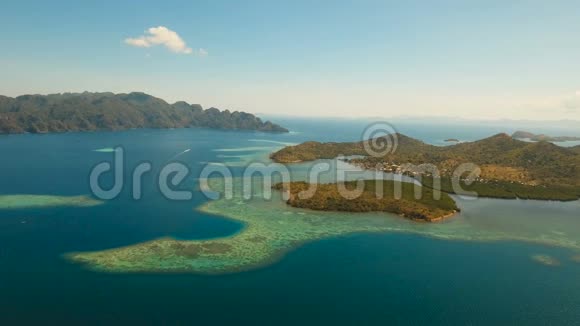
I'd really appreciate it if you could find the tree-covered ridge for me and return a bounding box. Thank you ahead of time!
[270,133,433,163]
[0,92,288,134]
[273,180,459,221]
[271,133,580,190]
[419,176,580,201]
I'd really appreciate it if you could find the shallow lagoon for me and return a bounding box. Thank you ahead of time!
[69,171,580,274]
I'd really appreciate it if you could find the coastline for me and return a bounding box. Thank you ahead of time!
[272,157,579,202]
[0,125,291,136]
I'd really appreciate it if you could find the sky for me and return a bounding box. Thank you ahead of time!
[1,0,580,121]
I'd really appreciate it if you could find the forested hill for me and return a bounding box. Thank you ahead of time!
[271,133,580,188]
[0,92,288,134]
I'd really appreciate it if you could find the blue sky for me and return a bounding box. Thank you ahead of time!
[1,0,580,120]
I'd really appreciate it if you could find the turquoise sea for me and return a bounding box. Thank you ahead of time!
[0,118,579,325]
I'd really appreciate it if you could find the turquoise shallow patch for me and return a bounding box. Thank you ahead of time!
[0,195,103,209]
[92,147,118,153]
[67,176,580,274]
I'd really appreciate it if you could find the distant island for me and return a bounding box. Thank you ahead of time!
[271,133,580,201]
[512,130,580,142]
[0,92,288,134]
[444,138,460,143]
[273,180,459,221]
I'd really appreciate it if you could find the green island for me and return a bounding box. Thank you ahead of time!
[0,92,288,134]
[273,180,458,221]
[271,133,580,201]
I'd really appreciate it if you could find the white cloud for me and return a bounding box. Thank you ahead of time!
[125,26,194,54]
[198,48,208,57]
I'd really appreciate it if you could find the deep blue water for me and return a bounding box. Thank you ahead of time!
[1,120,579,325]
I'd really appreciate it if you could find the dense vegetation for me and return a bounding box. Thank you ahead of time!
[0,92,288,134]
[271,133,436,163]
[420,176,580,201]
[271,133,580,200]
[273,180,459,221]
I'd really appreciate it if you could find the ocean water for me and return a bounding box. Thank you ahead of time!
[0,120,579,325]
